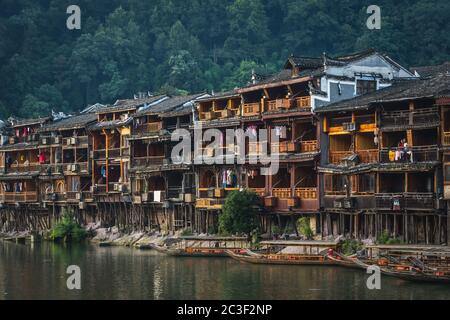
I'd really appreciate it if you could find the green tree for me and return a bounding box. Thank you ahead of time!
[219,189,260,235]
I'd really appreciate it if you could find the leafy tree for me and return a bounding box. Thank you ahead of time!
[0,0,450,118]
[219,189,260,235]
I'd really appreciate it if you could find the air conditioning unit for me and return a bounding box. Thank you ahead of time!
[54,137,60,144]
[55,165,63,174]
[71,164,79,172]
[184,193,195,203]
[75,192,82,200]
[66,164,72,172]
[343,122,356,132]
[113,183,120,191]
[444,185,450,200]
[333,199,343,208]
[79,202,86,209]
[70,137,77,145]
[41,138,48,145]
[133,196,142,204]
[66,138,72,146]
[343,197,355,209]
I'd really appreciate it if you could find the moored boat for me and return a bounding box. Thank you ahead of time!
[151,236,250,257]
[226,240,340,265]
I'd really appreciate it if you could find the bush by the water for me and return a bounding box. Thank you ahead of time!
[342,239,363,255]
[296,217,314,240]
[219,189,260,235]
[377,230,403,245]
[50,211,87,242]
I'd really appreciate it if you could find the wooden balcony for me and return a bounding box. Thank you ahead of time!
[329,151,353,164]
[249,188,265,197]
[43,192,66,202]
[62,162,89,175]
[300,140,318,153]
[295,188,318,199]
[62,136,89,148]
[267,99,290,112]
[0,192,38,203]
[375,193,435,210]
[132,156,165,167]
[356,149,379,163]
[294,96,311,109]
[134,122,163,135]
[248,141,266,156]
[8,163,40,173]
[195,198,225,209]
[381,107,440,129]
[380,146,438,163]
[271,141,298,154]
[242,103,260,117]
[40,136,62,146]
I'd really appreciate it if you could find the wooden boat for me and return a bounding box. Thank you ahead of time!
[226,240,340,265]
[325,250,365,269]
[151,236,250,257]
[348,252,450,283]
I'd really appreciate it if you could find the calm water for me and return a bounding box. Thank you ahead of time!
[1,240,449,300]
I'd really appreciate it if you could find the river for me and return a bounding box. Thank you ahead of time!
[1,241,449,300]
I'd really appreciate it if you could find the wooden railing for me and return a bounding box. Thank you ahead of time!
[356,149,379,163]
[295,188,317,199]
[43,192,66,202]
[375,193,435,210]
[242,103,260,117]
[267,99,290,111]
[272,188,292,198]
[380,146,438,163]
[8,163,40,173]
[294,96,311,109]
[62,136,89,148]
[329,151,353,164]
[248,141,266,155]
[249,188,265,196]
[62,162,89,174]
[108,148,121,158]
[381,107,439,128]
[40,136,62,145]
[134,122,163,135]
[0,192,38,203]
[195,198,225,209]
[93,149,106,159]
[132,156,165,167]
[271,141,298,154]
[300,140,317,152]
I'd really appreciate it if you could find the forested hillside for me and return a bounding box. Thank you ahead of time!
[0,0,449,118]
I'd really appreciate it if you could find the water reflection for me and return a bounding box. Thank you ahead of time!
[1,241,449,300]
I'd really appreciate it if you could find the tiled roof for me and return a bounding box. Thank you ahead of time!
[315,73,450,113]
[135,93,208,117]
[410,62,450,78]
[98,95,167,114]
[39,113,97,132]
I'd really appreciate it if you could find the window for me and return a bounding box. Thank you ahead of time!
[324,174,347,194]
[356,80,377,95]
[358,174,375,193]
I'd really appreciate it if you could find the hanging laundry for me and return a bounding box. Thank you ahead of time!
[100,166,107,178]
